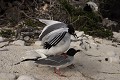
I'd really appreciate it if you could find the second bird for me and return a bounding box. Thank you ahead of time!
[35,19,77,58]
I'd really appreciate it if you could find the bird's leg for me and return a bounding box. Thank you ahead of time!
[54,68,66,77]
[54,68,60,74]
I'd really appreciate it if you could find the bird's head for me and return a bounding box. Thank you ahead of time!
[66,48,81,56]
[67,24,77,38]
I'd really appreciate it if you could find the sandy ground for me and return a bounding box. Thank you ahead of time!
[0,38,120,80]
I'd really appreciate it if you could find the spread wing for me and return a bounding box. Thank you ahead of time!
[43,31,67,49]
[35,55,70,66]
[39,23,67,40]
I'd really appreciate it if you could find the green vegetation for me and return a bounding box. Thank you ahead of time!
[99,0,120,22]
[0,29,15,38]
[24,19,45,28]
[59,0,113,38]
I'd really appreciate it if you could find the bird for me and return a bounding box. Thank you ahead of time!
[16,48,80,76]
[35,48,80,76]
[34,19,77,59]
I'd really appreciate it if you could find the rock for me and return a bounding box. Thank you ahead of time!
[0,73,17,80]
[71,35,76,41]
[102,18,117,27]
[113,32,120,42]
[12,40,25,46]
[17,75,38,80]
[94,38,103,44]
[34,41,42,46]
[0,37,4,42]
[71,31,84,41]
[86,1,98,12]
[76,31,84,37]
[88,36,94,43]
[80,39,91,51]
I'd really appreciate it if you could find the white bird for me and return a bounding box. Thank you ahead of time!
[35,19,77,58]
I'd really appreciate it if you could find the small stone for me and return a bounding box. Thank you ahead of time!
[12,40,25,46]
[76,31,84,37]
[34,41,42,46]
[0,37,4,42]
[94,38,103,44]
[17,75,38,80]
[113,32,120,42]
[71,35,76,41]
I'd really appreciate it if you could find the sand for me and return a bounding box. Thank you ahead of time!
[0,34,120,80]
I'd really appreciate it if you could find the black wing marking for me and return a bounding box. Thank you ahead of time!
[44,32,67,49]
[39,23,66,40]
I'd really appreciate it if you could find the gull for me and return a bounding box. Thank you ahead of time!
[34,19,77,58]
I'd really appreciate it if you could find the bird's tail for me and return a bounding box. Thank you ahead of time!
[14,57,41,65]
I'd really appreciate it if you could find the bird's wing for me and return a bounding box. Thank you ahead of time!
[43,31,67,49]
[39,19,67,40]
[38,19,61,26]
[35,55,71,66]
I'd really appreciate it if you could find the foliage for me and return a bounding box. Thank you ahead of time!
[59,0,113,38]
[0,0,113,38]
[0,29,15,38]
[24,19,45,28]
[99,0,120,22]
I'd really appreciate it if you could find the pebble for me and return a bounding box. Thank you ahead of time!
[76,31,84,37]
[0,36,4,42]
[34,41,42,46]
[113,32,120,42]
[17,75,38,80]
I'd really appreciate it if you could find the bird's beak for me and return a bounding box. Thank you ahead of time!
[73,33,78,38]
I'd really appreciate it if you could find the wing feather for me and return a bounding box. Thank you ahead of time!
[35,55,70,66]
[43,31,67,49]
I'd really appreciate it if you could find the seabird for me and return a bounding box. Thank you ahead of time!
[16,48,80,76]
[35,19,77,58]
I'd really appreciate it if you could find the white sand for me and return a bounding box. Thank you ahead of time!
[0,36,120,80]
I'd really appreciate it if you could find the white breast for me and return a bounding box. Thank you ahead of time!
[44,33,71,55]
